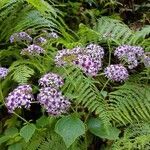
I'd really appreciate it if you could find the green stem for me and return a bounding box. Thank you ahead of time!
[100,79,110,93]
[107,40,112,65]
[0,82,4,103]
[13,111,29,124]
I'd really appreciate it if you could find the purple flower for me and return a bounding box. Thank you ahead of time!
[55,44,104,76]
[10,32,32,43]
[37,87,70,116]
[55,49,75,66]
[38,73,64,88]
[35,37,47,44]
[5,85,34,113]
[143,55,150,67]
[21,44,45,55]
[73,54,102,76]
[114,45,144,69]
[48,32,59,39]
[86,44,104,59]
[104,64,129,82]
[0,67,9,79]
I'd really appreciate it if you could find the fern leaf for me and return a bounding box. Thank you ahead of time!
[10,65,34,84]
[108,83,150,126]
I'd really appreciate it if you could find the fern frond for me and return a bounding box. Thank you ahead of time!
[0,0,65,42]
[10,65,34,84]
[112,122,150,150]
[130,25,150,44]
[108,83,150,126]
[55,65,110,127]
[93,17,134,44]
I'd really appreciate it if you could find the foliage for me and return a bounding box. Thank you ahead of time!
[0,0,150,150]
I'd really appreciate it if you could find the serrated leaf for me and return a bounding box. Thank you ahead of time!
[20,124,36,142]
[87,118,120,140]
[55,115,85,148]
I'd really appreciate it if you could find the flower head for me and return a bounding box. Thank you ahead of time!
[73,54,102,76]
[35,37,47,44]
[104,64,129,82]
[86,44,104,59]
[143,54,150,67]
[48,32,59,39]
[37,87,70,116]
[5,85,34,113]
[55,49,75,66]
[39,73,64,88]
[10,32,32,43]
[55,44,104,76]
[21,44,45,55]
[0,67,9,79]
[114,45,144,69]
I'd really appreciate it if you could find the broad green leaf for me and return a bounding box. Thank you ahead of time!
[20,124,36,142]
[36,116,50,128]
[8,143,22,150]
[87,118,120,140]
[55,115,85,148]
[0,136,10,145]
[4,127,18,136]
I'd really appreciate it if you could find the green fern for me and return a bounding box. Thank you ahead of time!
[10,64,34,84]
[108,83,150,126]
[55,65,111,128]
[0,0,65,42]
[112,122,150,150]
[93,17,134,44]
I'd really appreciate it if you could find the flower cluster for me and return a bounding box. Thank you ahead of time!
[55,44,104,76]
[114,45,144,69]
[21,44,45,55]
[35,37,47,44]
[10,32,32,43]
[37,73,70,116]
[0,67,9,79]
[73,54,101,76]
[55,49,73,66]
[5,85,34,113]
[48,32,59,39]
[143,55,150,67]
[38,73,64,88]
[104,64,129,82]
[86,44,104,59]
[37,87,70,116]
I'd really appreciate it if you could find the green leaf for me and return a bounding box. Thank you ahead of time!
[4,127,18,136]
[8,143,22,150]
[87,118,120,140]
[0,136,10,145]
[20,124,36,142]
[55,115,85,148]
[36,116,50,128]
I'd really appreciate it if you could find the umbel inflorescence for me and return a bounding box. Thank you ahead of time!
[5,85,34,113]
[9,31,58,56]
[37,73,70,116]
[5,73,70,116]
[104,64,129,82]
[55,44,147,82]
[114,45,144,69]
[55,44,104,76]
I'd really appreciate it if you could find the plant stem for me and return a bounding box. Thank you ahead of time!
[13,111,29,124]
[0,82,4,103]
[100,79,110,93]
[107,40,111,65]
